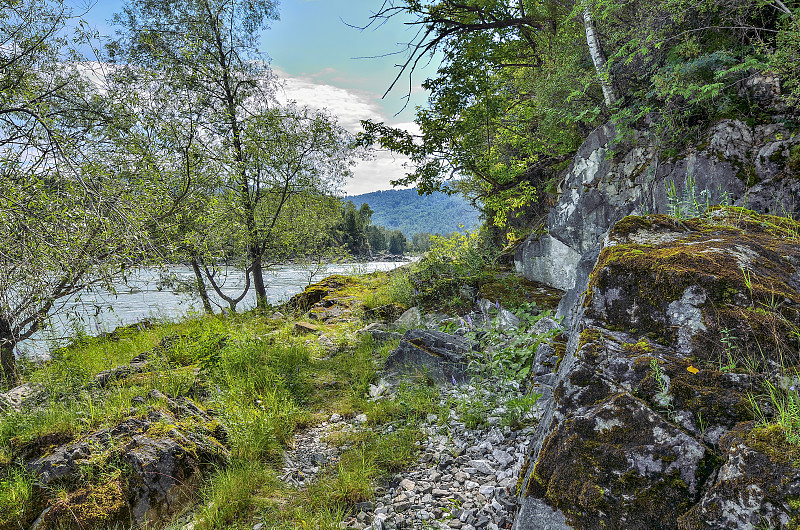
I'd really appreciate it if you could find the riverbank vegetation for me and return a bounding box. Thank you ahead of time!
[0,233,551,529]
[1,0,423,386]
[359,0,800,238]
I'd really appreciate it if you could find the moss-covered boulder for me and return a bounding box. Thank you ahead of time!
[514,208,800,529]
[22,391,228,529]
[287,275,358,322]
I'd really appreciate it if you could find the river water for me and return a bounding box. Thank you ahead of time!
[21,261,411,357]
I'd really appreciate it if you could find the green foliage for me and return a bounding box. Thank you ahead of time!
[415,230,496,283]
[409,229,497,310]
[196,462,274,530]
[0,466,37,528]
[361,0,800,240]
[476,305,559,381]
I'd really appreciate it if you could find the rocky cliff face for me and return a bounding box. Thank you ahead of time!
[515,119,800,299]
[513,208,800,529]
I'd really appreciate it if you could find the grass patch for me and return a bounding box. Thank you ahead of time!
[196,462,274,530]
[0,267,443,530]
[0,466,38,529]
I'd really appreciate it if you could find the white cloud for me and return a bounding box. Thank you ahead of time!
[272,67,420,195]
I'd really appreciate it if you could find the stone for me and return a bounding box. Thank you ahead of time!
[369,382,389,398]
[0,382,43,413]
[385,329,475,385]
[514,208,800,529]
[467,459,496,475]
[318,334,337,353]
[28,403,227,528]
[396,307,425,328]
[399,478,416,491]
[294,321,320,334]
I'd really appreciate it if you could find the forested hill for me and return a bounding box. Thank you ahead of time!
[347,189,480,237]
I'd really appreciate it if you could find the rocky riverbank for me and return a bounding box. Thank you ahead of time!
[2,201,800,530]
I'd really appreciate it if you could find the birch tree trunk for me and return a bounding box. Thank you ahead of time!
[583,6,619,107]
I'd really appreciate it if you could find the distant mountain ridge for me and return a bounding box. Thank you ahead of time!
[346,188,480,237]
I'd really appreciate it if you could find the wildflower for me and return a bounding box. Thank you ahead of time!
[452,375,457,385]
[791,386,797,392]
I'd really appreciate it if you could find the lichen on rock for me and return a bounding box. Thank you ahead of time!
[514,207,800,529]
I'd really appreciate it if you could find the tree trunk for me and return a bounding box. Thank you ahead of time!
[250,244,268,308]
[0,318,19,388]
[583,6,619,107]
[190,256,213,314]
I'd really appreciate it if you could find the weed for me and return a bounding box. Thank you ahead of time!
[196,461,273,529]
[0,466,37,528]
[649,359,675,418]
[362,270,415,309]
[666,172,730,219]
[764,379,800,444]
[719,328,739,372]
[502,392,543,428]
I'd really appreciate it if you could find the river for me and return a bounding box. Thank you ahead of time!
[20,260,412,358]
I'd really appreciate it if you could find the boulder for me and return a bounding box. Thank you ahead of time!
[0,382,43,413]
[27,394,228,528]
[385,329,476,384]
[515,120,800,297]
[395,307,424,328]
[514,208,800,529]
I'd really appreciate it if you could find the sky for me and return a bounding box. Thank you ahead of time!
[70,0,437,194]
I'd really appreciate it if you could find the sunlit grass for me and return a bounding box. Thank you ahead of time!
[0,268,435,530]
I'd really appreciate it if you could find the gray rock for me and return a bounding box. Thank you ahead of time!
[358,329,403,344]
[395,307,424,328]
[513,497,572,530]
[385,329,475,384]
[515,119,800,293]
[0,382,43,413]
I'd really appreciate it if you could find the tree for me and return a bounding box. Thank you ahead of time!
[388,231,408,255]
[337,201,374,256]
[366,224,388,252]
[112,0,279,309]
[361,0,800,239]
[412,232,433,253]
[113,0,359,311]
[0,1,166,385]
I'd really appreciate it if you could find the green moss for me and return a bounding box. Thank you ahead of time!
[43,478,127,529]
[551,333,568,373]
[622,339,655,354]
[478,276,563,311]
[788,495,800,511]
[516,456,530,496]
[787,144,800,175]
[586,208,800,352]
[748,424,800,468]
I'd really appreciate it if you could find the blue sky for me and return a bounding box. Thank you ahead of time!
[70,0,436,193]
